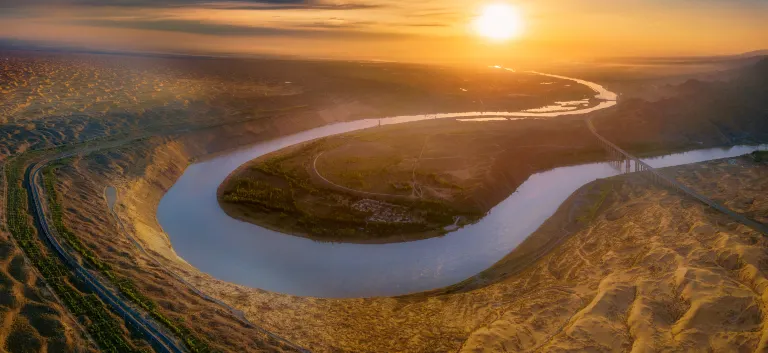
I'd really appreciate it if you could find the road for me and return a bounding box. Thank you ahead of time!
[25,133,310,352]
[6,69,621,351]
[27,149,188,353]
[310,151,409,201]
[1,159,101,349]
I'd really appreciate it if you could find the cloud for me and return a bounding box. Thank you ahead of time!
[0,0,382,10]
[1,0,449,44]
[74,19,307,36]
[72,18,411,39]
[205,1,383,11]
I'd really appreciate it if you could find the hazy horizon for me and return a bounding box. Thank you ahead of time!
[1,0,767,65]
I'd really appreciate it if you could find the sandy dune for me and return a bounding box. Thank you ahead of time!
[461,175,768,352]
[65,134,768,352]
[0,167,96,353]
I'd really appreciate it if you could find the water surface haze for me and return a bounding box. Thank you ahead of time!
[158,141,766,298]
[156,71,762,298]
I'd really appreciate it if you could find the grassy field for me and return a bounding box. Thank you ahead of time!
[218,117,606,243]
[219,138,468,243]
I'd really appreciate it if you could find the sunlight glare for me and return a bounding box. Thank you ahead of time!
[474,3,524,41]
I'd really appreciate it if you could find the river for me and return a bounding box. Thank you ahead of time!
[156,69,761,298]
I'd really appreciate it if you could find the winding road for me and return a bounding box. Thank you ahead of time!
[27,151,187,353]
[311,151,410,200]
[15,133,310,352]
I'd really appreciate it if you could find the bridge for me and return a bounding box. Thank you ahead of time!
[587,118,768,235]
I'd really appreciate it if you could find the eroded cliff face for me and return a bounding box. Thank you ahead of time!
[117,139,194,262]
[103,116,309,263]
[54,120,319,352]
[52,109,768,353]
[110,137,768,352]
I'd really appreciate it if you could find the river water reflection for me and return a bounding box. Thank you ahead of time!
[156,70,762,297]
[158,132,766,298]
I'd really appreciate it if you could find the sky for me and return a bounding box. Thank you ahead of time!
[0,0,767,64]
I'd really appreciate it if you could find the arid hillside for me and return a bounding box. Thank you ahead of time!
[50,122,768,352]
[2,50,768,353]
[594,58,768,154]
[0,50,592,157]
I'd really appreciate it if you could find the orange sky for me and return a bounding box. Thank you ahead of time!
[0,0,766,64]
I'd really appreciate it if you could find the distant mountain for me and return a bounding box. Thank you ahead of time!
[605,50,768,68]
[595,58,768,153]
[734,50,768,59]
[753,57,768,74]
[737,57,768,92]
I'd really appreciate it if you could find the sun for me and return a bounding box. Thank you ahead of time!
[473,3,524,41]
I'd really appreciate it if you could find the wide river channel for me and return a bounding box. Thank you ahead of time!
[157,70,765,298]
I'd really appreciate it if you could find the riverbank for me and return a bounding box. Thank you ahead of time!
[5,50,768,353]
[93,141,767,352]
[21,59,768,351]
[37,109,766,352]
[217,118,604,243]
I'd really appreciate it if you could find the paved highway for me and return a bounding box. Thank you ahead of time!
[26,146,189,353]
[25,134,310,353]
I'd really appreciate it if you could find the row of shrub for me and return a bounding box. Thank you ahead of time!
[221,178,295,212]
[5,153,144,353]
[43,164,215,353]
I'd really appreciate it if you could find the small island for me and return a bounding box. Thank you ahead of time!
[218,118,605,243]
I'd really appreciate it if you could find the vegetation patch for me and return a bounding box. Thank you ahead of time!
[43,163,215,353]
[752,150,768,162]
[219,119,605,243]
[219,136,482,243]
[577,183,613,224]
[5,152,144,352]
